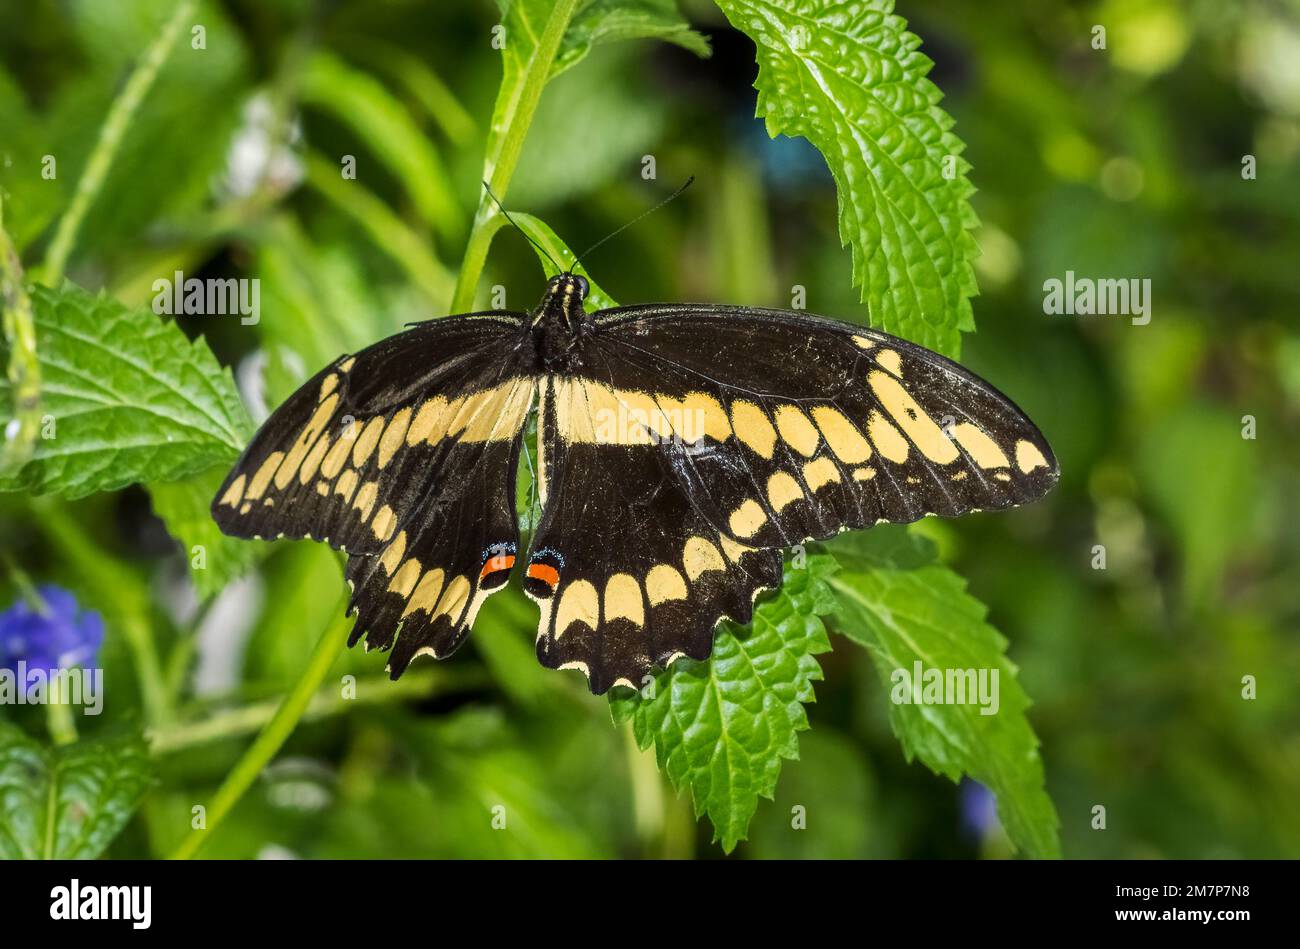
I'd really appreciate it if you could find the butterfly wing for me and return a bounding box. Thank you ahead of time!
[528,304,1057,693]
[526,378,782,693]
[212,312,536,673]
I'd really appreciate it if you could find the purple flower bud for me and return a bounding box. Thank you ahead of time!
[0,585,104,676]
[960,778,999,839]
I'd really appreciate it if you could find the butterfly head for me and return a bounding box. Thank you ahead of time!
[548,271,589,304]
[533,272,591,336]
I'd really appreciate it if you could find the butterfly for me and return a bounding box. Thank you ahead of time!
[212,272,1058,693]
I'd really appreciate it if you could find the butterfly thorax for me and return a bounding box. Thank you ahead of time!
[530,273,593,372]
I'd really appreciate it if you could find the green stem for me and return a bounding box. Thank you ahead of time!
[0,197,41,469]
[150,665,488,754]
[41,0,197,284]
[45,698,78,746]
[168,593,351,860]
[449,0,582,312]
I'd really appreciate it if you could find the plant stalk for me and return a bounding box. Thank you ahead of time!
[41,0,197,284]
[168,592,351,859]
[449,0,582,312]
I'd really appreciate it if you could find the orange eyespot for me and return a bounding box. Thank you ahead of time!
[480,554,515,579]
[526,562,560,588]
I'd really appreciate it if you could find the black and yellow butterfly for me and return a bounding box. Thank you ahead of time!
[212,273,1058,693]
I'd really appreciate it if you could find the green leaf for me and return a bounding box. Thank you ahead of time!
[825,528,1060,858]
[715,0,980,357]
[0,724,153,860]
[0,283,251,498]
[611,553,836,852]
[555,0,711,76]
[299,51,463,242]
[147,466,258,600]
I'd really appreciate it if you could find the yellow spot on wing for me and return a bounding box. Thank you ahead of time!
[407,397,450,445]
[556,579,599,636]
[379,532,406,574]
[728,498,768,538]
[276,393,339,490]
[247,451,285,501]
[874,349,902,376]
[656,392,732,443]
[433,574,471,622]
[867,411,909,463]
[334,469,359,503]
[803,456,842,492]
[730,401,777,458]
[459,379,533,442]
[219,474,246,507]
[299,433,331,484]
[319,373,339,401]
[853,466,876,481]
[1015,439,1049,473]
[321,433,353,479]
[351,416,384,467]
[766,471,804,512]
[812,405,873,463]
[388,559,422,597]
[371,504,397,542]
[951,422,1010,469]
[646,564,688,605]
[869,371,958,464]
[353,481,378,521]
[718,534,755,563]
[403,568,446,618]
[604,574,644,626]
[853,335,875,350]
[682,536,726,580]
[377,408,412,468]
[338,357,356,373]
[775,404,820,457]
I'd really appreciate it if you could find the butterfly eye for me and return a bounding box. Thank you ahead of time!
[573,274,589,299]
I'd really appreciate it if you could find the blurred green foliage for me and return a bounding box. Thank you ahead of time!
[0,0,1297,859]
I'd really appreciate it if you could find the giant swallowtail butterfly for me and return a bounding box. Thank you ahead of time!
[212,273,1058,693]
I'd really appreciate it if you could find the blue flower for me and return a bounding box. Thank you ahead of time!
[959,778,999,839]
[0,585,104,674]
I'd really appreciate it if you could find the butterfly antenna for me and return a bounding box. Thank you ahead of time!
[481,180,564,274]
[572,176,695,271]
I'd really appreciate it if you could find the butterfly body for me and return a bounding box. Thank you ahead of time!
[213,274,1058,693]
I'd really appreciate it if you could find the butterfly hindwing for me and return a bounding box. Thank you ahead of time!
[344,382,532,676]
[526,379,782,693]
